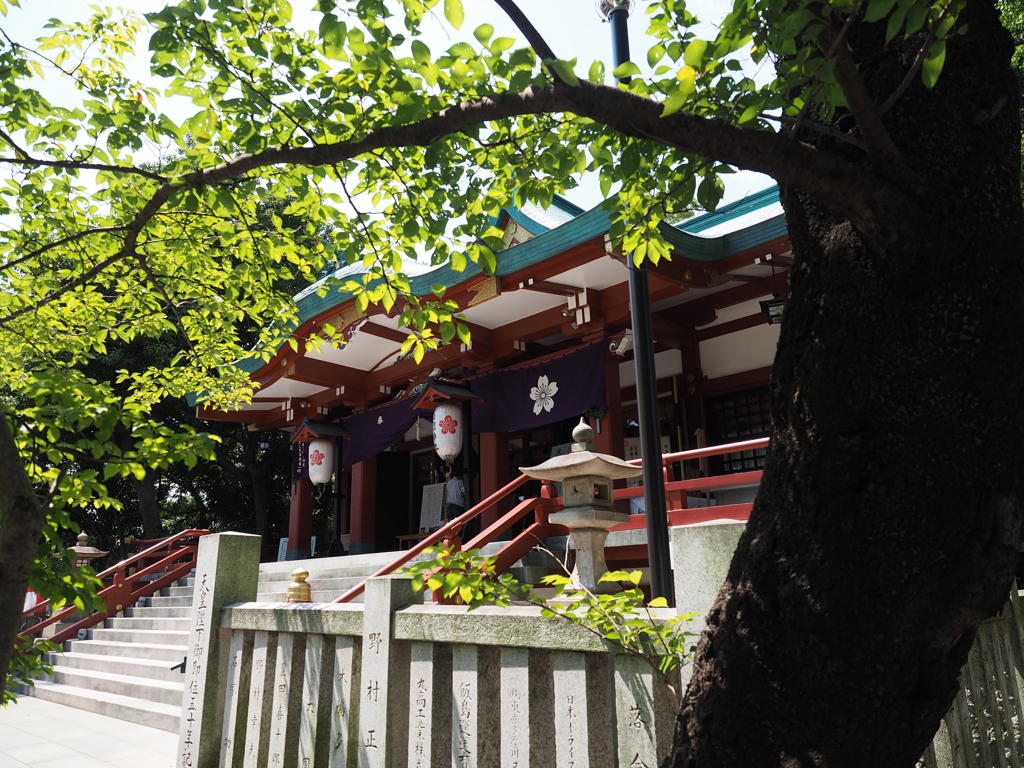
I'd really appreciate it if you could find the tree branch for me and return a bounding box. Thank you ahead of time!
[1,226,129,274]
[0,80,934,329]
[492,0,558,61]
[0,156,167,182]
[772,115,867,150]
[824,23,921,188]
[880,1,954,116]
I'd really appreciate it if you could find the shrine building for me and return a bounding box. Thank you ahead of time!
[193,185,790,560]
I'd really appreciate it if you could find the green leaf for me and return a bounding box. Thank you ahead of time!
[683,39,707,68]
[490,37,515,54]
[885,5,908,43]
[661,91,690,117]
[921,40,946,88]
[612,61,641,79]
[444,0,464,30]
[411,39,431,65]
[548,59,580,87]
[473,23,494,46]
[864,0,898,23]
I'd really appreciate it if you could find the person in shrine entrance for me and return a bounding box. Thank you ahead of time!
[446,472,466,520]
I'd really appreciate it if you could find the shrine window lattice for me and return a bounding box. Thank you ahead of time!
[706,386,772,474]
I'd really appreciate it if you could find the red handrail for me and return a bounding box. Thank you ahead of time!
[20,528,210,644]
[333,436,772,603]
[625,437,771,467]
[334,474,531,603]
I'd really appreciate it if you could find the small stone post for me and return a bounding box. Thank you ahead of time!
[669,520,745,634]
[177,532,262,768]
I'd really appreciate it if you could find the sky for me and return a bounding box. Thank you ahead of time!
[0,0,773,210]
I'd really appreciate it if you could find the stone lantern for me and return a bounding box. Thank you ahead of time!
[70,532,108,568]
[520,418,641,592]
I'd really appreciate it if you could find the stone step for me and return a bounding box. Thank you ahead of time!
[124,605,192,619]
[105,616,191,632]
[258,576,363,593]
[255,589,431,604]
[64,639,188,663]
[256,591,363,604]
[49,651,188,683]
[43,665,184,707]
[149,595,194,608]
[258,565,395,582]
[17,679,180,733]
[161,585,195,597]
[88,627,190,646]
[257,551,415,580]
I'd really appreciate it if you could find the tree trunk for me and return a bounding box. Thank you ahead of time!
[669,2,1024,766]
[131,469,165,540]
[0,409,46,697]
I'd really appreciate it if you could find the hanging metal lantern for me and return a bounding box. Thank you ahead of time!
[308,437,334,485]
[432,401,463,461]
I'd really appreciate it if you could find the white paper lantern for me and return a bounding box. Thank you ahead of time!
[308,437,334,485]
[432,401,463,461]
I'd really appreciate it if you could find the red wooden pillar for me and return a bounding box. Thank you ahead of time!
[286,477,314,560]
[593,352,625,458]
[348,457,377,554]
[479,432,510,527]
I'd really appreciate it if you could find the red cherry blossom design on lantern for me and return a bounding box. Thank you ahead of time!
[439,415,458,435]
[310,450,325,466]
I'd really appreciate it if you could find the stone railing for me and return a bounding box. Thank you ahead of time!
[178,533,681,768]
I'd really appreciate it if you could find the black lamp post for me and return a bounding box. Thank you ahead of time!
[599,0,674,606]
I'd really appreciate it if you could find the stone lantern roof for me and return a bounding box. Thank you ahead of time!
[519,420,642,482]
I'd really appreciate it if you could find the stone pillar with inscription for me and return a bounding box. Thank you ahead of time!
[613,654,676,768]
[356,576,416,768]
[177,532,262,768]
[407,641,451,768]
[451,644,500,768]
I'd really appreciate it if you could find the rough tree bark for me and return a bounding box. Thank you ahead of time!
[668,1,1024,766]
[0,409,46,697]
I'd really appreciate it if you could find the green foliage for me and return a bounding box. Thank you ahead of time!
[3,637,58,706]
[400,546,698,677]
[0,0,998,701]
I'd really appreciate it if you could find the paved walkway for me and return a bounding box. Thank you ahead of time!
[0,695,175,768]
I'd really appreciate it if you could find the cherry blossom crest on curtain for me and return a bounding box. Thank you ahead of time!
[470,341,607,433]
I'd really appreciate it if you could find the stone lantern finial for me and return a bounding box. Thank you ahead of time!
[571,418,594,451]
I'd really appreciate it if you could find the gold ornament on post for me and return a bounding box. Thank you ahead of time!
[286,568,311,602]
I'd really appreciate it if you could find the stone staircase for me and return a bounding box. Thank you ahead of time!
[18,574,195,733]
[255,541,567,602]
[257,550,433,602]
[16,543,566,733]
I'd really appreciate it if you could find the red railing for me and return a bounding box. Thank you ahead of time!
[611,437,770,530]
[334,436,771,604]
[334,475,569,604]
[19,529,210,646]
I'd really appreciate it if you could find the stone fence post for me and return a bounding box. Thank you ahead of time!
[177,532,262,768]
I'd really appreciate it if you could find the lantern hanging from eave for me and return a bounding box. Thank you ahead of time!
[308,437,334,485]
[432,401,463,462]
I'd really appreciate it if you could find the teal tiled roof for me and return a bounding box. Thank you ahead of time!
[221,186,786,381]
